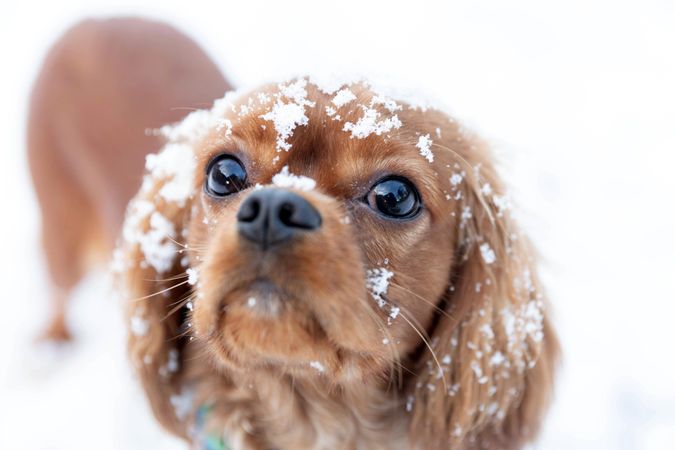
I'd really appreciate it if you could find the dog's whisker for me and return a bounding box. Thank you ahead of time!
[164,293,195,319]
[129,279,189,302]
[396,310,448,392]
[166,235,210,255]
[364,306,401,391]
[182,346,214,364]
[388,280,455,321]
[143,273,190,283]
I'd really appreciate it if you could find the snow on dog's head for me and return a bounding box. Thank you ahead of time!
[117,77,558,449]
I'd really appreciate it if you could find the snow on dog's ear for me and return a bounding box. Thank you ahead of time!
[408,141,559,449]
[113,139,198,438]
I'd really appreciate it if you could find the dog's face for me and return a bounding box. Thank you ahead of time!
[120,77,557,448]
[185,80,456,380]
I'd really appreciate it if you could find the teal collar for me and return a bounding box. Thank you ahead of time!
[194,405,231,450]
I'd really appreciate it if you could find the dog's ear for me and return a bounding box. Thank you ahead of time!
[114,141,198,438]
[407,140,559,449]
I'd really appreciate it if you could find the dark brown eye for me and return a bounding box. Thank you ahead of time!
[205,155,247,197]
[366,177,421,219]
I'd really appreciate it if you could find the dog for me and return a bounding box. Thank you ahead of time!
[115,77,559,449]
[27,17,231,340]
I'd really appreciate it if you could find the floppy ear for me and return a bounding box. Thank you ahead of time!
[408,142,559,449]
[114,142,197,439]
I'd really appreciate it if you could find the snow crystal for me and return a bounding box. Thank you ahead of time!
[479,323,495,339]
[157,90,240,143]
[365,268,394,308]
[123,198,178,274]
[280,78,311,104]
[332,88,357,107]
[343,107,402,139]
[471,360,484,378]
[142,212,177,273]
[480,243,496,264]
[450,172,464,186]
[370,95,402,113]
[170,388,194,421]
[406,395,414,412]
[186,268,198,285]
[416,134,434,163]
[130,315,149,336]
[166,349,179,372]
[493,195,510,216]
[490,351,506,366]
[144,143,196,206]
[500,297,545,371]
[309,361,325,373]
[460,206,472,225]
[247,297,257,308]
[259,79,315,152]
[215,118,233,135]
[260,102,309,151]
[523,300,545,342]
[271,166,316,191]
[389,306,400,320]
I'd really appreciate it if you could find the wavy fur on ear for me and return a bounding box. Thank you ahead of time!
[115,140,197,438]
[408,137,559,449]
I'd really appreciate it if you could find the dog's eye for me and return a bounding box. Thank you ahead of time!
[366,177,421,219]
[205,154,247,197]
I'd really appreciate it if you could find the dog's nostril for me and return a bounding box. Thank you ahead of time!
[279,201,321,230]
[278,202,295,227]
[237,198,260,222]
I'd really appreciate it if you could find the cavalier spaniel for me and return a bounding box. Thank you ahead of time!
[115,77,559,450]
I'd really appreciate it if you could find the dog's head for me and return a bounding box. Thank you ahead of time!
[117,78,557,448]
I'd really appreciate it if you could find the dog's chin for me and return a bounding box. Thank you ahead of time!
[199,281,335,374]
[195,286,385,382]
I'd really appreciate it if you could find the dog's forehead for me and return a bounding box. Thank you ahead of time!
[203,79,455,198]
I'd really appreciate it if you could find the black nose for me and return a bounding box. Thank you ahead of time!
[237,188,322,249]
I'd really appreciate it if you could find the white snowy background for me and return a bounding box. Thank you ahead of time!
[1,0,674,449]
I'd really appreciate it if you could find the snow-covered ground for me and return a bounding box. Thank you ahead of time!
[1,1,674,448]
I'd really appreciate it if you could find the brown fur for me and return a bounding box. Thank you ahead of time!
[27,17,231,340]
[118,80,559,449]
